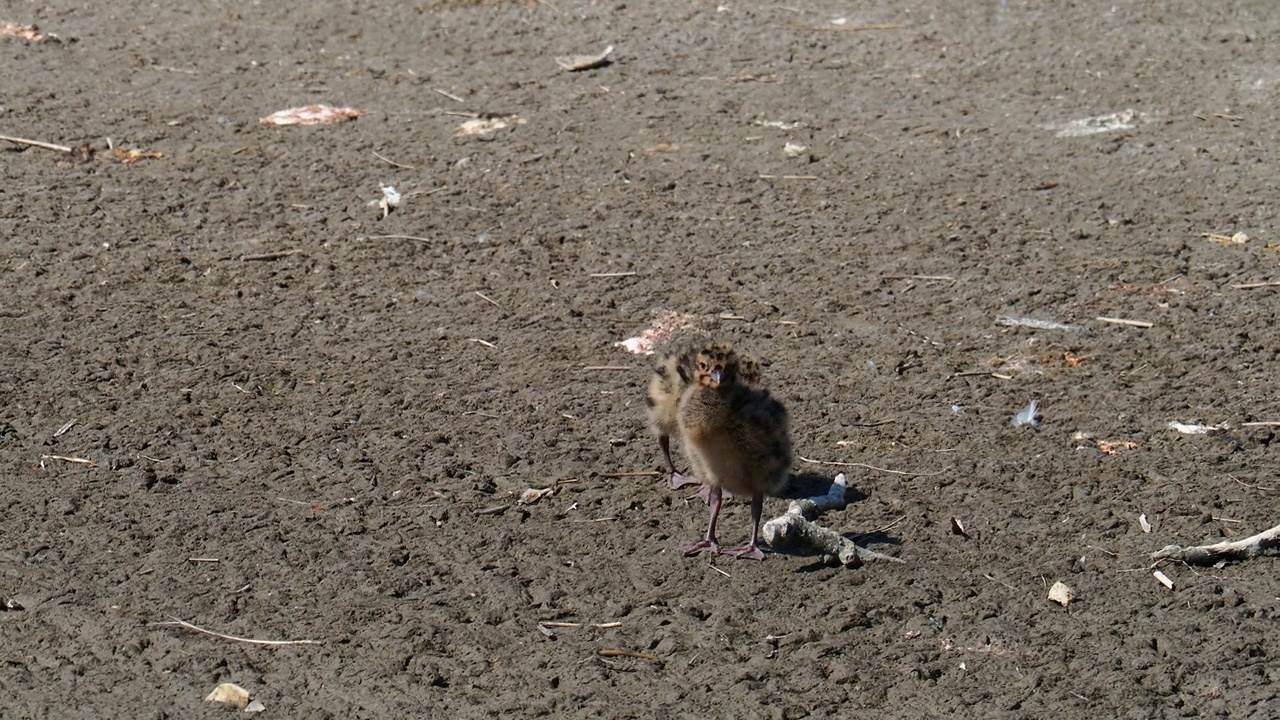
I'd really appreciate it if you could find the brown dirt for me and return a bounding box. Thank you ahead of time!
[3,1,1279,717]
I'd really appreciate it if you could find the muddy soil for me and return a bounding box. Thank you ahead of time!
[2,1,1279,717]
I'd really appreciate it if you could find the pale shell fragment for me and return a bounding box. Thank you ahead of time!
[519,487,554,505]
[555,44,614,71]
[783,142,808,158]
[1153,570,1174,590]
[1168,421,1220,435]
[614,311,695,355]
[259,104,364,126]
[453,115,526,138]
[205,683,251,709]
[1048,581,1074,606]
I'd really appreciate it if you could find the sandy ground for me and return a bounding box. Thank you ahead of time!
[2,1,1279,717]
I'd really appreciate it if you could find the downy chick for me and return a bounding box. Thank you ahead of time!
[646,340,760,490]
[675,342,790,560]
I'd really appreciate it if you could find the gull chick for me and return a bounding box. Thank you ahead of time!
[675,342,790,560]
[646,340,760,490]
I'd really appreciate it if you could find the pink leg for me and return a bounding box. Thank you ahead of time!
[660,435,700,489]
[719,493,767,560]
[676,485,722,556]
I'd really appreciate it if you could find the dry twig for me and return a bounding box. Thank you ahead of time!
[1152,522,1280,565]
[0,134,72,153]
[761,474,903,566]
[152,617,324,646]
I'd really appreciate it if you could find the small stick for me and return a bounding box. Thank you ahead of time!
[598,649,661,662]
[39,454,98,468]
[476,504,508,516]
[802,22,907,32]
[1096,316,1154,329]
[240,249,299,261]
[467,338,497,348]
[588,271,637,278]
[152,617,324,646]
[1230,475,1275,492]
[598,471,661,478]
[837,419,897,430]
[0,134,72,153]
[1241,421,1280,427]
[187,557,220,563]
[795,455,943,477]
[367,234,432,243]
[583,366,630,371]
[474,291,502,308]
[372,151,415,169]
[434,88,466,103]
[883,274,955,281]
[758,174,819,180]
[53,419,77,438]
[950,370,998,379]
[1231,281,1280,290]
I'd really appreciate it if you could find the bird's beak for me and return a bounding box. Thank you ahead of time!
[709,367,725,386]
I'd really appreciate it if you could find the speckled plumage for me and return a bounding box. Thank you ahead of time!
[645,340,760,489]
[673,342,791,560]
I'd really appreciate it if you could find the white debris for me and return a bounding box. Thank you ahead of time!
[1050,109,1145,137]
[614,311,695,355]
[453,115,526,138]
[555,44,614,72]
[1011,400,1040,427]
[783,142,808,157]
[1048,581,1075,606]
[370,185,401,218]
[205,683,251,709]
[1168,421,1221,434]
[259,104,363,126]
[995,315,1088,333]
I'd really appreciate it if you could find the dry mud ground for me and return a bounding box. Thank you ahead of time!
[2,1,1279,718]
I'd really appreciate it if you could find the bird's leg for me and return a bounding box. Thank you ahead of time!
[676,485,722,556]
[721,492,767,560]
[660,435,699,489]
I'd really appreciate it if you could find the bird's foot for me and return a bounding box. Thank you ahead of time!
[720,544,766,561]
[675,539,718,557]
[668,471,700,490]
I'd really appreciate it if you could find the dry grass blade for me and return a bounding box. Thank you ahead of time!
[796,455,943,477]
[0,133,72,153]
[152,617,324,646]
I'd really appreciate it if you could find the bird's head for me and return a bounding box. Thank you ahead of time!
[695,343,738,389]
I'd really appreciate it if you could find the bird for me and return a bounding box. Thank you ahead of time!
[674,342,791,560]
[645,339,761,491]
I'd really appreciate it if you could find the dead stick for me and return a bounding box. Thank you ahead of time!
[1151,522,1280,565]
[0,134,72,153]
[598,649,661,662]
[40,454,98,468]
[796,455,943,477]
[152,617,324,646]
[241,250,299,261]
[367,234,432,243]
